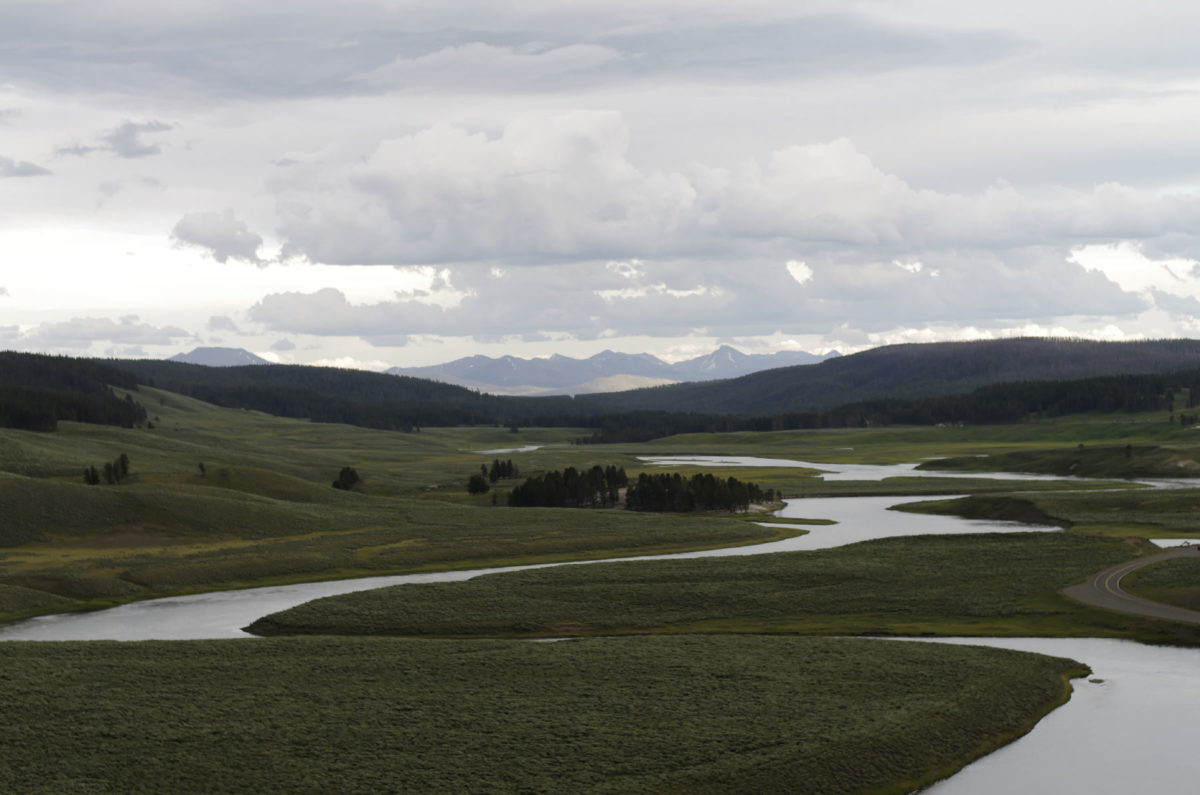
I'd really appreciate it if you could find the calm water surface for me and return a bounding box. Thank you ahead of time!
[917,637,1200,795]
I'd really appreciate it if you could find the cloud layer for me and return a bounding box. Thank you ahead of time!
[5,2,1200,365]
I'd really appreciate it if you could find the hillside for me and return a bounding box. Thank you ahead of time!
[110,358,578,430]
[0,352,147,430]
[576,338,1200,414]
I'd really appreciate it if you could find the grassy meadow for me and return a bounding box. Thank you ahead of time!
[0,635,1085,795]
[0,388,795,621]
[6,384,1200,793]
[249,531,1200,646]
[1125,555,1200,610]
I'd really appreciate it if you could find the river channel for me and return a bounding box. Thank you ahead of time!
[2,455,1198,792]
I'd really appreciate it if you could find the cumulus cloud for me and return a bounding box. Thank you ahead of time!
[19,316,191,349]
[172,210,265,265]
[0,156,50,177]
[276,111,696,265]
[272,116,1200,272]
[247,251,1139,344]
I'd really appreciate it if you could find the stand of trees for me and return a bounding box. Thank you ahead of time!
[84,453,130,485]
[485,459,519,482]
[0,353,146,431]
[507,466,628,508]
[332,466,360,490]
[625,472,774,513]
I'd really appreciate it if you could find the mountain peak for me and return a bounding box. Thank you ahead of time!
[168,347,271,367]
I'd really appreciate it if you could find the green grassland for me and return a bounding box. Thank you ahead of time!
[627,413,1200,464]
[920,443,1200,479]
[2,386,1192,625]
[903,489,1200,539]
[9,383,1200,793]
[249,531,1200,646]
[0,388,796,621]
[0,635,1085,795]
[1125,555,1200,610]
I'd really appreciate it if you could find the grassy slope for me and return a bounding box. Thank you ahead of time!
[0,388,787,621]
[1125,556,1200,610]
[0,635,1085,795]
[249,532,1200,646]
[919,444,1200,479]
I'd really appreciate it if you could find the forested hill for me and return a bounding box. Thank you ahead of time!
[109,359,580,429]
[8,337,1200,436]
[0,352,146,431]
[574,338,1200,414]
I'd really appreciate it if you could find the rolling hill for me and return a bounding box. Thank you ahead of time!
[576,338,1200,414]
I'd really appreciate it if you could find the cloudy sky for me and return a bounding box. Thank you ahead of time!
[4,1,1200,369]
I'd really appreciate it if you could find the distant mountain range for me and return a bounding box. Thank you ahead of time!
[169,347,272,367]
[386,345,837,395]
[576,337,1200,414]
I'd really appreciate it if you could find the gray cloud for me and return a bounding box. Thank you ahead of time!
[172,210,265,264]
[607,15,1028,80]
[248,253,1141,344]
[271,117,1200,273]
[0,5,1030,100]
[1147,288,1200,317]
[103,120,172,158]
[20,316,191,349]
[0,287,8,296]
[0,156,50,177]
[207,315,241,332]
[270,338,296,351]
[58,120,171,159]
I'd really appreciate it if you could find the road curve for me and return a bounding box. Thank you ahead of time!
[1063,547,1200,624]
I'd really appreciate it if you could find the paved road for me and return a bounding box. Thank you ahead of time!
[1063,547,1200,624]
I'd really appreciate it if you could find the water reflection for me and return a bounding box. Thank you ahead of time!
[913,637,1200,795]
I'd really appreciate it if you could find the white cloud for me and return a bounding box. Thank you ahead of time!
[271,119,1200,273]
[786,260,812,284]
[11,2,1200,366]
[171,210,266,265]
[276,111,697,265]
[18,316,192,350]
[1072,242,1199,297]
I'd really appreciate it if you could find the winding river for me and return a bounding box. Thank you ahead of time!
[3,455,1199,791]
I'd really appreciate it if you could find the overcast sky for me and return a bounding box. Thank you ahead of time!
[4,1,1200,369]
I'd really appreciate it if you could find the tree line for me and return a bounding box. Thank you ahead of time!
[0,353,146,431]
[624,472,775,513]
[507,466,629,508]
